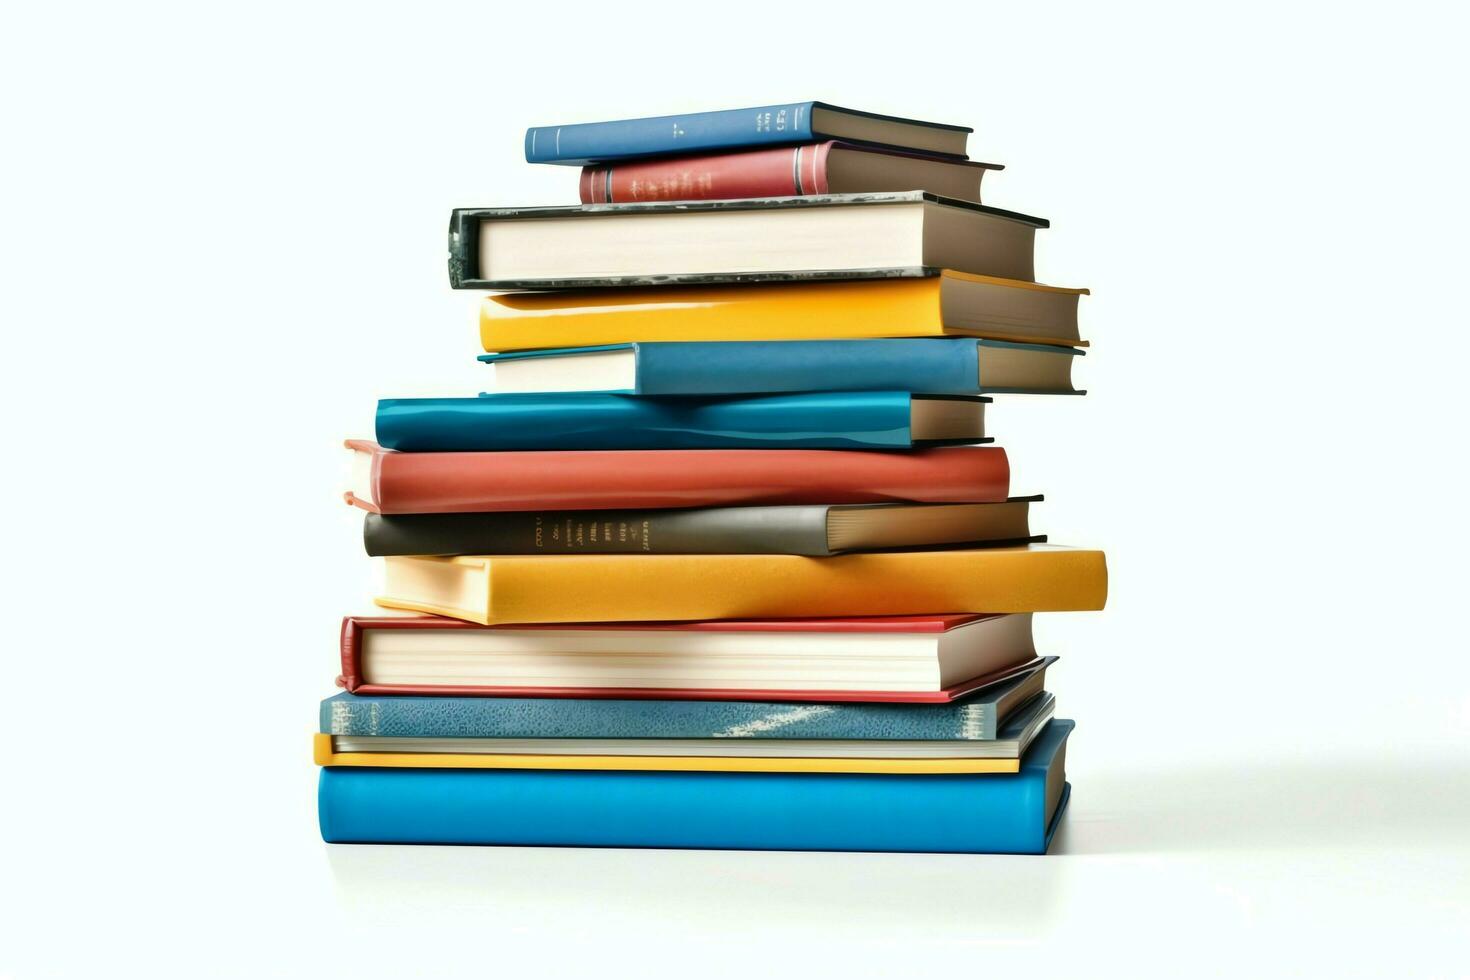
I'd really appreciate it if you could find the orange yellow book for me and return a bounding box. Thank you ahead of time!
[481,272,1089,352]
[375,544,1107,626]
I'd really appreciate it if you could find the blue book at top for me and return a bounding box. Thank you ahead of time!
[318,719,1074,853]
[375,391,989,452]
[480,339,1084,396]
[524,101,972,166]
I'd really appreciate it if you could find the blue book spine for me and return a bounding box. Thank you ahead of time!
[319,721,1073,853]
[375,391,936,451]
[320,668,1047,740]
[525,102,818,165]
[481,339,1083,396]
[637,339,979,395]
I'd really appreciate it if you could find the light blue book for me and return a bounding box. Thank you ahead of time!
[375,391,989,452]
[318,720,1074,853]
[524,101,972,165]
[479,339,1083,396]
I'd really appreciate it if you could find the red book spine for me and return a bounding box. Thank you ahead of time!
[337,617,363,691]
[346,443,1010,514]
[580,143,834,204]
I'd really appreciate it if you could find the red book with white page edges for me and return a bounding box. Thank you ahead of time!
[338,613,1042,703]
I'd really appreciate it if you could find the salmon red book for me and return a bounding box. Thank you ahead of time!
[345,440,1010,514]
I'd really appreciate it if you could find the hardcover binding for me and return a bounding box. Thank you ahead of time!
[336,614,1046,704]
[343,441,1012,515]
[523,101,973,166]
[578,142,1002,204]
[316,722,1075,853]
[448,192,1048,289]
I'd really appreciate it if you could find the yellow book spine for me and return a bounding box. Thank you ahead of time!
[313,734,1020,775]
[376,545,1108,626]
[480,277,947,351]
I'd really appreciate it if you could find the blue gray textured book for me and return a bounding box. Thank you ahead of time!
[480,339,1083,396]
[322,659,1053,741]
[376,391,989,452]
[524,101,972,165]
[317,720,1074,853]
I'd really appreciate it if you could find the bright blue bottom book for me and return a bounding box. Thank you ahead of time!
[318,719,1073,854]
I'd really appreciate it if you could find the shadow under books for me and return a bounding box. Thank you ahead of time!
[1055,758,1470,856]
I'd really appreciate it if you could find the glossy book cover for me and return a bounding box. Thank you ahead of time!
[375,391,990,452]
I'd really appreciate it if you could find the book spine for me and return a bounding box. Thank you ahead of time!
[480,277,948,351]
[363,507,833,557]
[633,339,979,395]
[323,692,1000,740]
[526,102,817,165]
[363,446,1009,514]
[580,143,832,204]
[383,546,1108,625]
[317,725,1072,853]
[336,618,363,693]
[374,392,921,452]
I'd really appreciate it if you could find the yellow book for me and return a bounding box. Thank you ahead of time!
[376,544,1107,626]
[481,271,1090,352]
[312,733,1021,775]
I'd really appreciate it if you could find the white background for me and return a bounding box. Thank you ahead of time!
[2,2,1467,976]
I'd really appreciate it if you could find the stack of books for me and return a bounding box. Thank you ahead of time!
[317,101,1107,854]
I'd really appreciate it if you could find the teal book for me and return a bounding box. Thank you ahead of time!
[481,339,1082,396]
[318,720,1074,853]
[375,392,989,452]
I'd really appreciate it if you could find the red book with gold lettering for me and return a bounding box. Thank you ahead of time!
[579,141,1000,204]
[338,612,1043,703]
[345,440,1009,515]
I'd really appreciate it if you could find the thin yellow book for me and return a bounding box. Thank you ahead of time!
[481,271,1089,352]
[375,544,1107,626]
[313,734,1021,775]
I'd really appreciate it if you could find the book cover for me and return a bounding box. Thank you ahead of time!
[317,720,1074,853]
[480,273,1089,351]
[322,659,1053,740]
[524,101,972,165]
[344,440,1011,515]
[479,339,1083,396]
[375,544,1109,625]
[374,392,989,452]
[578,141,999,203]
